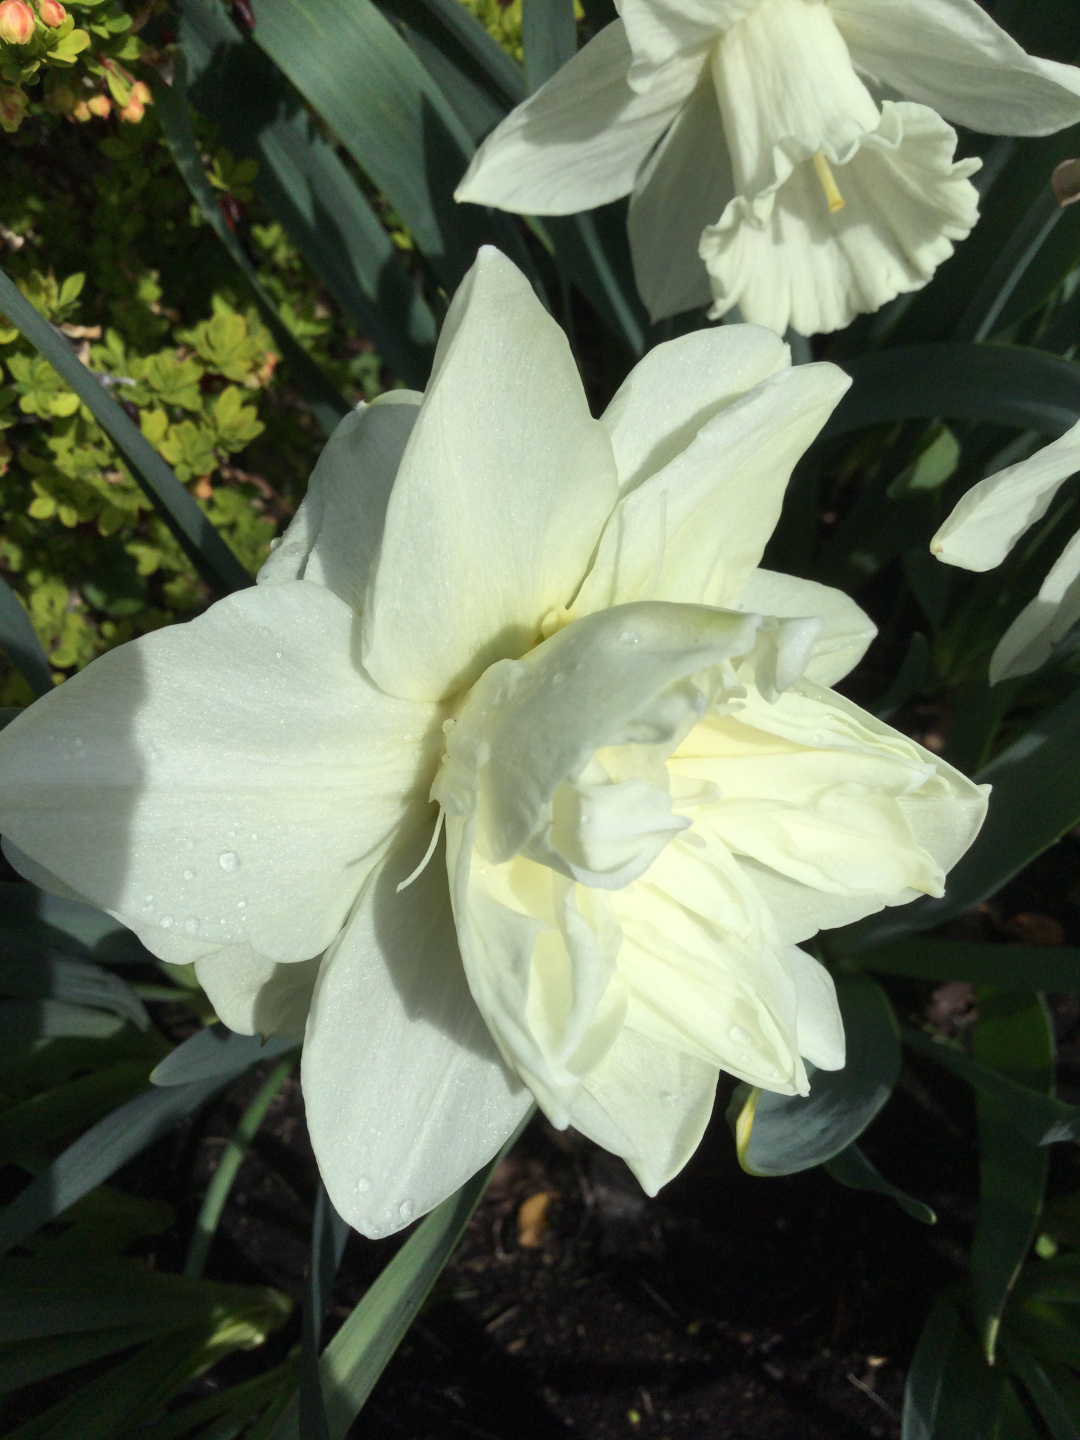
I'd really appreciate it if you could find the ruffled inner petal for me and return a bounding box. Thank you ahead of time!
[700,101,980,335]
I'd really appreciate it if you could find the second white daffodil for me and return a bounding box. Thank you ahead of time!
[0,249,987,1238]
[932,420,1080,683]
[456,0,1080,336]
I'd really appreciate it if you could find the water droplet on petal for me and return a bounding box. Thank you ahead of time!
[160,915,175,930]
[551,671,564,686]
[730,1025,753,1045]
[184,916,200,935]
[662,1091,679,1107]
[619,629,640,645]
[274,651,282,660]
[183,868,195,881]
[74,737,84,748]
[399,1199,414,1222]
[236,899,247,909]
[218,850,239,872]
[356,1177,371,1194]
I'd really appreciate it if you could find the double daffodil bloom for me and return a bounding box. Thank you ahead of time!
[456,0,1080,335]
[0,250,987,1237]
[932,421,1080,683]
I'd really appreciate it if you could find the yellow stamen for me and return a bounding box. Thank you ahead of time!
[812,151,845,214]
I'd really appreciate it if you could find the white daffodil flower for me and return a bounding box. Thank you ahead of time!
[932,420,1080,683]
[455,0,1080,336]
[0,249,987,1237]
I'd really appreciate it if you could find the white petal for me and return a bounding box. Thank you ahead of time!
[0,583,443,966]
[618,0,757,77]
[834,0,1080,137]
[711,0,880,197]
[302,830,530,1240]
[195,947,322,1040]
[361,248,618,703]
[455,24,703,215]
[567,1024,719,1195]
[627,75,733,323]
[435,600,764,869]
[257,395,421,613]
[600,324,790,497]
[701,103,980,336]
[735,569,877,686]
[573,364,850,615]
[990,527,1080,683]
[783,945,845,1071]
[670,677,989,941]
[931,420,1080,572]
[612,827,809,1092]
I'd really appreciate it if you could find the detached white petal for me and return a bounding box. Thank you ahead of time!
[833,0,1080,137]
[303,829,530,1239]
[990,529,1080,684]
[0,582,442,965]
[361,248,618,703]
[931,421,1080,572]
[455,23,703,215]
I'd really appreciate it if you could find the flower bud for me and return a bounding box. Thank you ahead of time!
[0,83,27,130]
[87,92,111,118]
[119,79,150,124]
[38,0,65,25]
[0,1,35,44]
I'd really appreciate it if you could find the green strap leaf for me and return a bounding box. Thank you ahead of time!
[268,1110,534,1440]
[298,1183,350,1440]
[0,950,149,1028]
[0,1060,155,1166]
[184,1055,296,1280]
[246,0,494,289]
[414,0,525,109]
[155,59,350,440]
[902,1295,1004,1440]
[824,1142,936,1225]
[859,938,1080,992]
[822,344,1080,442]
[150,1024,298,1087]
[970,990,1054,1363]
[174,0,438,390]
[903,1024,1080,1147]
[0,573,52,698]
[1001,1336,1080,1440]
[0,1075,230,1254]
[0,267,251,598]
[522,0,577,93]
[0,883,150,965]
[729,978,899,1176]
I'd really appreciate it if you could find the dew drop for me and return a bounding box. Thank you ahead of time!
[183,868,196,881]
[356,1176,372,1194]
[218,850,240,872]
[551,671,564,686]
[740,1052,752,1064]
[274,651,282,660]
[729,1025,753,1045]
[399,1199,415,1222]
[184,916,200,936]
[144,893,154,904]
[619,629,640,645]
[160,915,175,930]
[142,902,154,914]
[236,899,247,910]
[661,1091,679,1107]
[74,737,84,748]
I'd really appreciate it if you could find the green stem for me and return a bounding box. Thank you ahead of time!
[184,1054,296,1279]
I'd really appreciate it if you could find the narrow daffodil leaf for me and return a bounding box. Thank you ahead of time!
[0,572,52,698]
[155,59,350,439]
